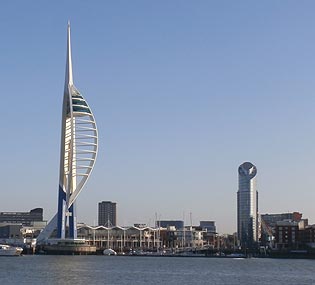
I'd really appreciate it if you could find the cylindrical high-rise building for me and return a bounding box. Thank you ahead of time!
[237,162,258,248]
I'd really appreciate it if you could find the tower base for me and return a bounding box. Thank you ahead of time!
[36,239,96,255]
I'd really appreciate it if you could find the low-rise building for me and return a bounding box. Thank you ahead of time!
[156,220,184,230]
[302,225,315,247]
[0,223,22,239]
[261,212,303,228]
[275,220,303,250]
[199,221,217,248]
[260,212,307,248]
[77,224,160,252]
[0,208,43,226]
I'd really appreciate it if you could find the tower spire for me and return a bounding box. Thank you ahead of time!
[65,21,73,89]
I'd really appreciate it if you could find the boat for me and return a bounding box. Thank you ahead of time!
[226,253,246,258]
[0,244,23,256]
[103,248,117,256]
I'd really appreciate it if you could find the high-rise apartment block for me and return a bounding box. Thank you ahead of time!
[237,162,258,248]
[98,201,117,226]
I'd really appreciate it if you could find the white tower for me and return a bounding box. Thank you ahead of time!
[37,23,98,242]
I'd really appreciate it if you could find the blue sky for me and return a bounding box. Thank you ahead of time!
[1,1,315,233]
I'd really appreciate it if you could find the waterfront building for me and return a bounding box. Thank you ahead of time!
[260,212,306,246]
[156,220,184,230]
[98,201,117,226]
[0,224,22,239]
[37,23,98,243]
[219,233,237,250]
[237,162,258,248]
[261,212,303,228]
[200,221,216,233]
[76,223,211,252]
[0,208,43,226]
[303,225,315,246]
[188,226,206,248]
[77,224,160,251]
[199,221,217,248]
[275,220,301,250]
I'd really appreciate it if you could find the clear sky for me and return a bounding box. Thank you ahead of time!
[1,1,315,234]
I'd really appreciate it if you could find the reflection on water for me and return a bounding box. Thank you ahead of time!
[1,256,315,285]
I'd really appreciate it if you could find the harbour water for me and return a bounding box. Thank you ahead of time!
[1,256,315,284]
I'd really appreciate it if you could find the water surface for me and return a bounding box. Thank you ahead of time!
[1,256,315,284]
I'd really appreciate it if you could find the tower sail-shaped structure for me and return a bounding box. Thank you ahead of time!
[37,23,98,242]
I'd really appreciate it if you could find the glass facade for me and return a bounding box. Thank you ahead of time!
[237,162,258,248]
